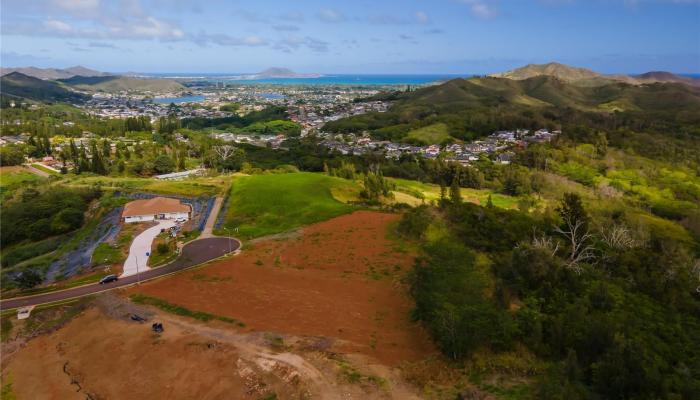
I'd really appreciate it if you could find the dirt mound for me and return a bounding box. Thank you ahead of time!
[129,211,435,365]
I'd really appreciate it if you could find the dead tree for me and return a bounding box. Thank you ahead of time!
[600,224,636,250]
[213,145,236,161]
[554,215,596,273]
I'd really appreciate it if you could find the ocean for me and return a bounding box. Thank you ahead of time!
[145,73,471,86]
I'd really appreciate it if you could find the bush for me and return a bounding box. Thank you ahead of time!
[14,269,43,289]
[156,242,169,255]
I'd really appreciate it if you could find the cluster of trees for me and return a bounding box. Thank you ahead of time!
[359,168,394,204]
[0,144,26,166]
[0,104,158,138]
[400,193,700,399]
[182,106,290,131]
[1,185,101,246]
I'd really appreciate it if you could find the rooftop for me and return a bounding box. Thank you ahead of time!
[122,197,191,217]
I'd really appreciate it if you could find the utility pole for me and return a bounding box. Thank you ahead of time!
[224,227,232,254]
[135,254,140,285]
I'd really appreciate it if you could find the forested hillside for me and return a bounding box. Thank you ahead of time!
[325,75,700,142]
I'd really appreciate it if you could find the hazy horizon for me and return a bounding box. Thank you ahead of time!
[1,0,699,74]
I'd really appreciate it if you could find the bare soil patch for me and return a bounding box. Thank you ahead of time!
[129,211,435,366]
[1,294,426,399]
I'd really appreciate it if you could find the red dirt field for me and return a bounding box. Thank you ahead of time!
[129,211,435,366]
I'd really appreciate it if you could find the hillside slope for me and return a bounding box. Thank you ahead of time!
[0,66,106,80]
[324,74,700,141]
[0,72,89,103]
[60,75,185,92]
[492,62,699,87]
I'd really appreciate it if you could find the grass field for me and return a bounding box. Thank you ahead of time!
[64,175,228,197]
[0,168,44,200]
[217,172,357,238]
[29,163,59,175]
[389,178,518,209]
[404,123,451,144]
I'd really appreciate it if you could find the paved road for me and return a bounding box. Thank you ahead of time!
[200,196,224,238]
[0,237,240,311]
[122,220,176,277]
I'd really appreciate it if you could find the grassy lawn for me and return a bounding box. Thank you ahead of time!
[29,163,59,175]
[389,178,518,209]
[92,243,125,265]
[217,172,357,239]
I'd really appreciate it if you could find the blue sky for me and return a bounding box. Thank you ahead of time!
[1,0,699,74]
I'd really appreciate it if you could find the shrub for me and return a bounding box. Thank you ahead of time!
[156,243,169,255]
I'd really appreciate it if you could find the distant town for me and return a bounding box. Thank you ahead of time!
[1,82,557,173]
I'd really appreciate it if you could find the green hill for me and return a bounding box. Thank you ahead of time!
[324,75,700,141]
[217,173,357,238]
[0,72,89,103]
[491,62,604,82]
[60,75,185,92]
[492,62,699,87]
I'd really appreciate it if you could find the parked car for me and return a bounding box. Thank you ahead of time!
[99,274,118,284]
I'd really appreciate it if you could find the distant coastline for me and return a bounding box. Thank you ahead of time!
[137,73,471,85]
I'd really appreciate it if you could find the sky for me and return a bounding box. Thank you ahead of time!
[1,0,699,74]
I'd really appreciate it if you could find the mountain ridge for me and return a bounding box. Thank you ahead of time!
[491,62,700,87]
[0,65,107,80]
[0,72,89,103]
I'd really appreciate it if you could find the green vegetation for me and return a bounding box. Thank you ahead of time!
[1,185,101,247]
[243,120,301,136]
[92,243,125,265]
[0,374,16,400]
[390,178,517,208]
[405,123,451,145]
[219,172,356,238]
[148,235,177,267]
[0,169,43,200]
[64,175,224,196]
[29,163,58,175]
[129,294,244,326]
[324,75,700,142]
[1,316,13,342]
[0,72,88,103]
[400,191,700,399]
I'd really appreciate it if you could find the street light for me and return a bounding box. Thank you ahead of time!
[224,227,232,254]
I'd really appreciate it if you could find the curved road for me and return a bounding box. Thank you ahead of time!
[0,236,240,311]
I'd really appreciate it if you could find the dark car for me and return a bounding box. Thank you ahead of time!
[99,274,118,284]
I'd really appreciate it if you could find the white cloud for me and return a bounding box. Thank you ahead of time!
[193,33,267,47]
[415,11,430,24]
[44,19,74,33]
[458,0,499,19]
[272,24,300,32]
[50,0,100,16]
[274,36,330,53]
[318,8,346,23]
